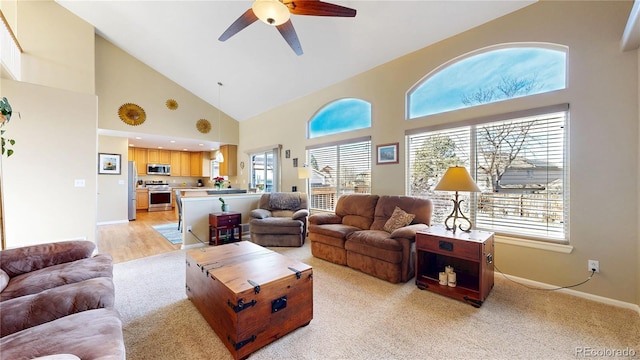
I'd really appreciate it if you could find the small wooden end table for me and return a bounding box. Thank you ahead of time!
[415,226,494,307]
[209,211,242,246]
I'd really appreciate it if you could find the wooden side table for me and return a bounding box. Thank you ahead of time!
[209,212,242,246]
[415,226,494,307]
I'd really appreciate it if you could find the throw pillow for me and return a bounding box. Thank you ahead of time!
[383,206,415,233]
[0,269,9,292]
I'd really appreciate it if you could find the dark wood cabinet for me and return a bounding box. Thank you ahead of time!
[415,226,494,307]
[209,212,242,246]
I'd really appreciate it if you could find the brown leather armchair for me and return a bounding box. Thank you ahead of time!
[249,192,309,247]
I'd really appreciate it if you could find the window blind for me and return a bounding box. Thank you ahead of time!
[308,139,371,211]
[408,110,568,242]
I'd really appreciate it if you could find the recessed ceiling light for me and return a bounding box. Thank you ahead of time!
[170,140,176,143]
[135,137,142,140]
[129,144,134,147]
[158,146,163,149]
[183,148,188,151]
[198,144,204,146]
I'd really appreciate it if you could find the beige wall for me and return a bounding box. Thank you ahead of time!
[16,0,95,94]
[95,36,239,146]
[240,1,639,304]
[94,35,241,221]
[2,80,98,248]
[1,0,98,248]
[97,135,129,224]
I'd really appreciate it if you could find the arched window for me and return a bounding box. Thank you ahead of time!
[407,44,567,119]
[309,98,371,138]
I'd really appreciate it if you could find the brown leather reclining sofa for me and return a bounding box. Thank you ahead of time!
[308,194,433,283]
[0,240,125,359]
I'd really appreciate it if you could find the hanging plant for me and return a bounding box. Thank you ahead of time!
[0,97,17,157]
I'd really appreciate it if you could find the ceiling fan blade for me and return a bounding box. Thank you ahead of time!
[285,1,357,17]
[276,20,303,56]
[218,8,259,42]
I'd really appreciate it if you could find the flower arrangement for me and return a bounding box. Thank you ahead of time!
[213,176,225,189]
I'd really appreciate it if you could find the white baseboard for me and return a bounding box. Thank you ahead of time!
[502,273,640,316]
[97,219,129,226]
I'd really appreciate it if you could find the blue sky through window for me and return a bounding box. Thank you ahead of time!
[309,98,371,138]
[408,46,567,118]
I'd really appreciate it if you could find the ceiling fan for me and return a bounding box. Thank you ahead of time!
[218,0,357,56]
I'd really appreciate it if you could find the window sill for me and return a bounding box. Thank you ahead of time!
[495,235,573,254]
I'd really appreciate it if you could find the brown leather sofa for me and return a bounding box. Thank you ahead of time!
[308,194,433,283]
[0,240,125,359]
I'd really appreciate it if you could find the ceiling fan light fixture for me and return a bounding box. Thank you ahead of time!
[252,0,290,26]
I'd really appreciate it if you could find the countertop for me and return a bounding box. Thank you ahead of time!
[176,187,247,195]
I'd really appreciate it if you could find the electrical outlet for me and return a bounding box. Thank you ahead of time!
[588,259,600,273]
[187,226,192,232]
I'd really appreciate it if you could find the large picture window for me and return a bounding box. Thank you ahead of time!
[407,44,567,119]
[407,105,568,242]
[309,98,371,138]
[307,138,371,211]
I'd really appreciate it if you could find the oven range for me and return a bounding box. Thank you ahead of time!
[146,181,172,212]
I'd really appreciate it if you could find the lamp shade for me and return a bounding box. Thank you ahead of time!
[252,0,290,26]
[298,167,311,179]
[434,166,480,192]
[214,149,224,163]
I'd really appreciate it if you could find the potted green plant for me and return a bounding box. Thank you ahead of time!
[0,97,16,157]
[219,197,228,212]
[0,97,17,250]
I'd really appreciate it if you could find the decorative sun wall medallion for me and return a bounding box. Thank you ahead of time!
[196,119,211,133]
[118,103,146,126]
[166,99,178,110]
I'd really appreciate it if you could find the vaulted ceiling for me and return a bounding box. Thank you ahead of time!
[57,0,537,123]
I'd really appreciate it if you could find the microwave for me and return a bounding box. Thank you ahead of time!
[147,164,171,176]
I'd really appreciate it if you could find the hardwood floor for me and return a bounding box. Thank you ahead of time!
[97,210,182,264]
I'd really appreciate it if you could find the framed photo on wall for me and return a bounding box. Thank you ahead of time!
[376,143,399,165]
[98,153,121,174]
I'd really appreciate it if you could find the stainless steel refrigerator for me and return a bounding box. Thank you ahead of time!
[128,161,137,221]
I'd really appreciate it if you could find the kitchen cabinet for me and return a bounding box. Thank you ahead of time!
[159,150,171,164]
[148,149,170,164]
[190,152,203,177]
[180,151,191,176]
[129,147,212,177]
[136,188,148,210]
[219,145,237,177]
[170,151,181,177]
[147,149,158,163]
[189,152,211,177]
[134,148,148,175]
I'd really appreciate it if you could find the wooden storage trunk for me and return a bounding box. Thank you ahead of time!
[186,241,313,360]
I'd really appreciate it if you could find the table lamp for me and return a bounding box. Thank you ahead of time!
[434,166,480,232]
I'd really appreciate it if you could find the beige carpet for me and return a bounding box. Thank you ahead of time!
[113,242,640,360]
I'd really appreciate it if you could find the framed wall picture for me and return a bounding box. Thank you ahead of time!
[98,153,121,174]
[376,143,399,165]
